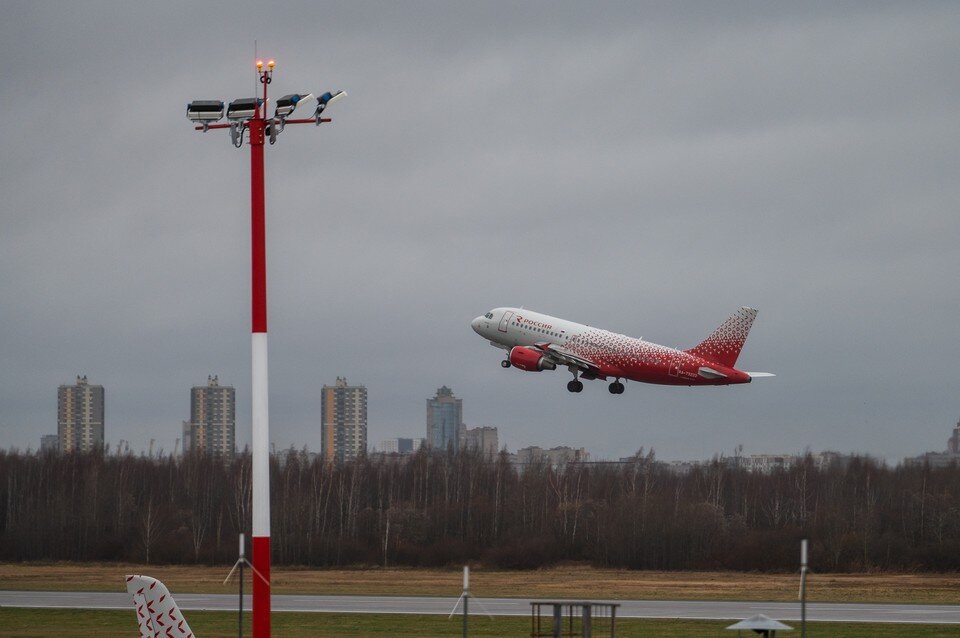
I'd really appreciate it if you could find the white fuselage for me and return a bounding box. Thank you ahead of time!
[472,307,653,357]
[474,308,586,349]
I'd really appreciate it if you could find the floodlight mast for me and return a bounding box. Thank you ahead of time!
[187,59,342,638]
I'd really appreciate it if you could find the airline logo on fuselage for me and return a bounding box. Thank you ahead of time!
[515,315,553,330]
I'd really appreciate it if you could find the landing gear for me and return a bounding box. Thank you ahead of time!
[608,380,625,395]
[567,379,583,393]
[501,359,511,368]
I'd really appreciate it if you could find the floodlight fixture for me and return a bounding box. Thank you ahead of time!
[274,93,312,119]
[186,100,225,123]
[314,90,346,121]
[227,97,263,121]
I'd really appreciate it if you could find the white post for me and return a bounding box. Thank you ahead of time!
[238,532,246,638]
[463,566,469,638]
[800,538,808,638]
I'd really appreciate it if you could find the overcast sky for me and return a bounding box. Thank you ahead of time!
[1,2,958,462]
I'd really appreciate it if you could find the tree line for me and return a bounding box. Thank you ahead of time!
[1,448,958,571]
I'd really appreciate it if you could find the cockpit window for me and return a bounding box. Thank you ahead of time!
[485,312,494,319]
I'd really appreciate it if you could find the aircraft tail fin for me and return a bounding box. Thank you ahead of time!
[126,575,194,638]
[685,307,758,369]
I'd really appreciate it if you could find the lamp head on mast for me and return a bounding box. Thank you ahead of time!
[187,61,343,145]
[227,98,263,122]
[274,93,312,119]
[314,90,347,124]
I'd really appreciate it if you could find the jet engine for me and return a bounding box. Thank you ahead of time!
[509,346,557,372]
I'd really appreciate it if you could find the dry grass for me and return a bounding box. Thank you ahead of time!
[1,562,959,604]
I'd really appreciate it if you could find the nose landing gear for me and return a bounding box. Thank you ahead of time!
[567,379,584,393]
[501,359,512,368]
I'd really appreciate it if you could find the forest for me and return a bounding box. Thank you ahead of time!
[1,448,958,571]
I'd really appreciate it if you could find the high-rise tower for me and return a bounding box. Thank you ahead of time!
[58,375,104,453]
[426,386,463,450]
[321,377,368,463]
[186,375,236,457]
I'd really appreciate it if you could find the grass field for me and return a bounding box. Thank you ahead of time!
[2,563,959,604]
[1,608,959,638]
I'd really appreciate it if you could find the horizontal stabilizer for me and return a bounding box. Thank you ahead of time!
[698,366,728,379]
[746,372,776,378]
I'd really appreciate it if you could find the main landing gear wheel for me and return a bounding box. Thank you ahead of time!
[608,381,625,395]
[501,359,511,368]
[567,380,584,393]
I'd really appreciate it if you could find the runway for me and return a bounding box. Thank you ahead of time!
[2,590,959,624]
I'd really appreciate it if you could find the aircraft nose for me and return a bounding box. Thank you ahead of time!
[471,316,484,334]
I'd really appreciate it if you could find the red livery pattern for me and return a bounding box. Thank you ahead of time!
[563,326,751,385]
[684,307,757,368]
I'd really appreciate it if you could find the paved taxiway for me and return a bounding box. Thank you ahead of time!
[1,590,958,624]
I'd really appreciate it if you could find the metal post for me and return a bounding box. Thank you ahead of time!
[250,66,271,638]
[463,566,469,638]
[238,533,245,638]
[552,604,561,638]
[582,603,591,638]
[800,538,808,638]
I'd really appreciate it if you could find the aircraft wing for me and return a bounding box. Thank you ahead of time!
[533,342,601,373]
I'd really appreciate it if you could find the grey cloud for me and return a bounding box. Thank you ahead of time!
[1,2,958,462]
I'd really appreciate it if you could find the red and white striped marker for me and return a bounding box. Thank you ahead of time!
[189,58,342,638]
[249,73,271,638]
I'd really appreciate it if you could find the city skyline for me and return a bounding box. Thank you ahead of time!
[23,372,960,463]
[1,3,959,462]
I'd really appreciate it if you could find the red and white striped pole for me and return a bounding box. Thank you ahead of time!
[250,60,271,638]
[188,59,341,638]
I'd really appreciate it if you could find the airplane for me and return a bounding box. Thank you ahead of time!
[471,307,773,394]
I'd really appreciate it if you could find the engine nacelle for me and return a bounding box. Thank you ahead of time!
[509,346,557,372]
